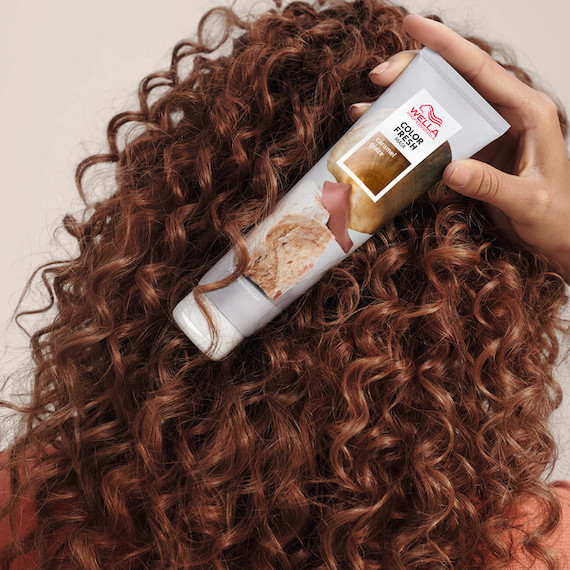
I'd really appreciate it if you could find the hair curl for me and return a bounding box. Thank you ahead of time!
[1,0,569,568]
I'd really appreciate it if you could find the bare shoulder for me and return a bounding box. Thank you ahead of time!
[500,481,570,569]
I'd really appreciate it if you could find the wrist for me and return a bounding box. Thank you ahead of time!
[554,248,570,287]
[538,243,570,286]
[562,265,570,287]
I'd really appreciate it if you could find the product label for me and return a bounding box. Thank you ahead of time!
[336,88,461,203]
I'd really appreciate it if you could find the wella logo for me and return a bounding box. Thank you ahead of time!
[407,103,442,139]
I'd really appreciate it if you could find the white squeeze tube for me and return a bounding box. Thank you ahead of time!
[172,47,510,360]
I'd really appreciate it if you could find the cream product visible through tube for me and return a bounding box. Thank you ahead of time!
[172,47,510,360]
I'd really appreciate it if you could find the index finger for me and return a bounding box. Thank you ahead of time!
[402,14,534,112]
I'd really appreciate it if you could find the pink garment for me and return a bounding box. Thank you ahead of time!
[1,448,569,567]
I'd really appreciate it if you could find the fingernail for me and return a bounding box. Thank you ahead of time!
[369,61,390,79]
[445,163,471,187]
[348,102,371,119]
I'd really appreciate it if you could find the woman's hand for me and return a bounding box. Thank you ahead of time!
[349,14,570,285]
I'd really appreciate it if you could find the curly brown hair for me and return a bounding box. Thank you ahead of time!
[1,0,569,568]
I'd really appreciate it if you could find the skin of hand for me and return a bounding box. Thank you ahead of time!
[348,14,570,286]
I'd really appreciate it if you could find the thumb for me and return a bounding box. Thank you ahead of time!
[442,159,535,223]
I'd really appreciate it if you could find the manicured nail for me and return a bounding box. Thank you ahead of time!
[445,163,471,187]
[348,102,372,119]
[369,61,390,79]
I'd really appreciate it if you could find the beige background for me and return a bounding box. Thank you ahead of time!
[1,0,569,479]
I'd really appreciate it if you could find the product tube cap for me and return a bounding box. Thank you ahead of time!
[173,290,245,361]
